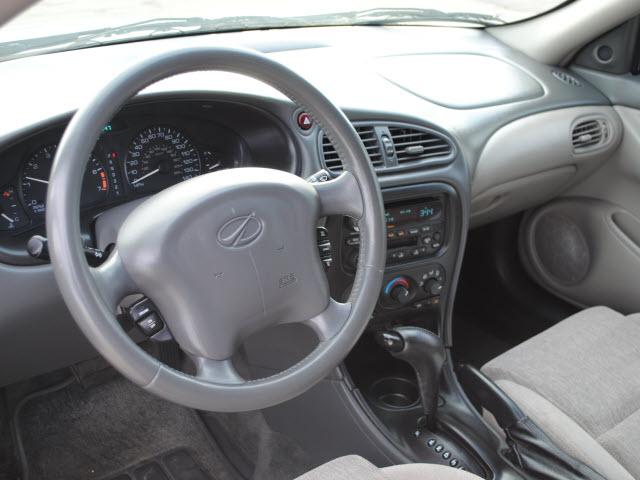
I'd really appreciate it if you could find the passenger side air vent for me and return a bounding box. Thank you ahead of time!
[389,127,453,165]
[572,119,609,151]
[321,125,382,172]
[552,70,582,87]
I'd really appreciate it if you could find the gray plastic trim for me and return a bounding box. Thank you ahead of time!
[471,106,622,227]
[521,198,640,314]
[572,66,640,109]
[378,53,544,109]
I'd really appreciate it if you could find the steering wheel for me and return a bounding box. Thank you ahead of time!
[46,47,386,412]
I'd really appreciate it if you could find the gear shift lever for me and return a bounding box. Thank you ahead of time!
[377,327,446,428]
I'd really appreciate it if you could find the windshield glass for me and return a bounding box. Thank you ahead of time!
[0,0,569,61]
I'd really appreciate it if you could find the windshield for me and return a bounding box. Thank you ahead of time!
[0,0,570,61]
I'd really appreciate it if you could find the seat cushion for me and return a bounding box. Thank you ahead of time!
[381,463,481,479]
[482,306,640,480]
[295,455,481,479]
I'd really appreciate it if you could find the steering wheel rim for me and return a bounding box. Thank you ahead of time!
[47,47,386,412]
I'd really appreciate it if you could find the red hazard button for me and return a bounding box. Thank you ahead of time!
[297,112,313,130]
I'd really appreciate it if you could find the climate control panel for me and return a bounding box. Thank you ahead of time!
[380,265,446,310]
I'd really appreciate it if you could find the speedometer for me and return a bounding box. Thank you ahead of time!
[125,126,201,193]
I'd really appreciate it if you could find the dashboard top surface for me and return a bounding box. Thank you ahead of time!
[0,25,608,171]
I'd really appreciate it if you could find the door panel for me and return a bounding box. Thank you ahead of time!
[519,16,640,313]
[521,102,640,312]
[521,198,640,313]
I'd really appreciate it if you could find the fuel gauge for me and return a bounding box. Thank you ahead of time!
[202,150,224,173]
[0,186,29,231]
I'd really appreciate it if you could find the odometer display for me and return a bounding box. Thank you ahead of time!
[125,126,201,193]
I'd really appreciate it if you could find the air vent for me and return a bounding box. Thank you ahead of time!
[321,125,382,172]
[389,127,453,164]
[572,119,609,151]
[552,70,582,87]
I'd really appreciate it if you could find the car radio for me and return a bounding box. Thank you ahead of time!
[384,199,445,263]
[342,197,446,268]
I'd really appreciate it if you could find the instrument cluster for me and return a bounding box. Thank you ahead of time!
[0,116,244,235]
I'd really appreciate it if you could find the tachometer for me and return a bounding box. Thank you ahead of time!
[20,144,109,216]
[125,126,201,192]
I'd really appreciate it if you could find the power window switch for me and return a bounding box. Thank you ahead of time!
[137,313,164,337]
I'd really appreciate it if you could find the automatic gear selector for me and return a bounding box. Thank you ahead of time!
[377,326,445,428]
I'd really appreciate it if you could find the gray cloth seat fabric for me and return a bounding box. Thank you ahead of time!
[482,306,640,480]
[294,455,481,479]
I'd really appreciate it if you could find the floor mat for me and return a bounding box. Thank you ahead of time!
[452,310,513,367]
[14,375,241,480]
[203,411,315,480]
[108,449,211,480]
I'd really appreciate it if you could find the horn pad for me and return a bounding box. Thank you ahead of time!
[117,168,329,360]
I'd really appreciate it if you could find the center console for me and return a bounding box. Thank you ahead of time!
[323,182,496,477]
[259,180,523,477]
[252,114,526,479]
[343,195,447,309]
[326,182,462,339]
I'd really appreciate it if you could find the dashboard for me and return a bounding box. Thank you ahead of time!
[0,24,622,387]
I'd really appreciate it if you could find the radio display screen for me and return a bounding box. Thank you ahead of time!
[385,201,441,227]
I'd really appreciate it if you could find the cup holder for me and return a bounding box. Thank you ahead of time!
[369,376,419,410]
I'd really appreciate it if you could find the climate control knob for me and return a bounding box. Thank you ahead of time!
[390,285,411,305]
[424,279,443,297]
[383,276,413,306]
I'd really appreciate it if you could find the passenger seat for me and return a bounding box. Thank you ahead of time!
[482,306,640,480]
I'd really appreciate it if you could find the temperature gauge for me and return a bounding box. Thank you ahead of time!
[0,186,29,231]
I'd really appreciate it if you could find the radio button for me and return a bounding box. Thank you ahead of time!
[389,250,404,261]
[345,236,360,246]
[317,227,329,241]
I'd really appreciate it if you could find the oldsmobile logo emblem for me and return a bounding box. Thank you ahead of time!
[217,212,263,248]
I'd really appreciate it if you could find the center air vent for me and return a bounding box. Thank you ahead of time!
[389,127,453,165]
[572,118,609,151]
[321,125,382,173]
[320,123,454,173]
